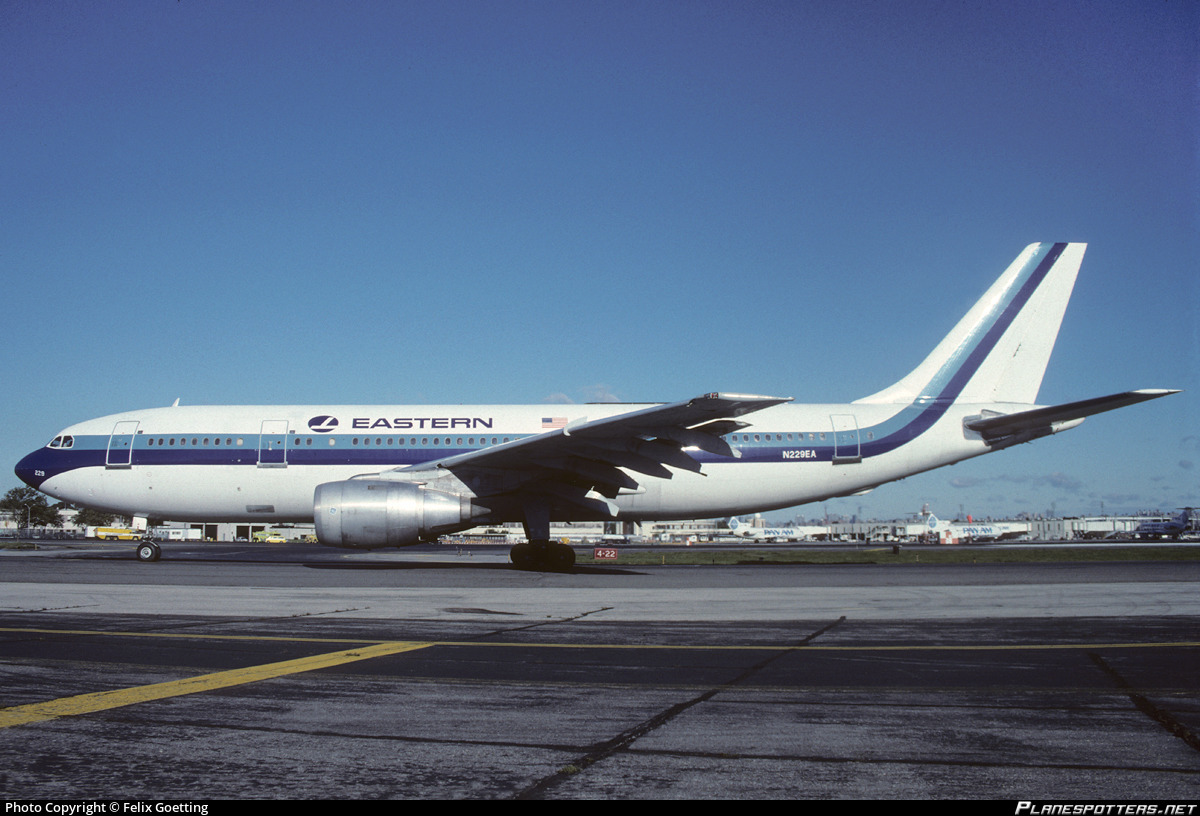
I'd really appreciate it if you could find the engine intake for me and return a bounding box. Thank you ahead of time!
[314,479,474,549]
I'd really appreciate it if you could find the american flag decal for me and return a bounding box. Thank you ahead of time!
[542,417,567,429]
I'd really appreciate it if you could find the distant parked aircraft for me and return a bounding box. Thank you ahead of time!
[1134,509,1193,540]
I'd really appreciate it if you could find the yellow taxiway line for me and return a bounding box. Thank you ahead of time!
[1,625,1196,730]
[0,640,432,729]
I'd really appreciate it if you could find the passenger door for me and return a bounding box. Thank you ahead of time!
[831,414,861,464]
[257,420,289,467]
[105,421,140,468]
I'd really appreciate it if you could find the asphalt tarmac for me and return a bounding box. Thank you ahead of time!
[1,540,1198,800]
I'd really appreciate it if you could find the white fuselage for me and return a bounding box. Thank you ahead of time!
[20,398,998,525]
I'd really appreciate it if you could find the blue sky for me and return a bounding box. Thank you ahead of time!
[3,1,1196,521]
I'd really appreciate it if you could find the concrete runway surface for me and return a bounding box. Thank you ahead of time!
[0,541,1197,799]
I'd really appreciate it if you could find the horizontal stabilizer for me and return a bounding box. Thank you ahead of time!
[966,389,1179,444]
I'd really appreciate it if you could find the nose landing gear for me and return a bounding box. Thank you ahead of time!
[135,539,162,562]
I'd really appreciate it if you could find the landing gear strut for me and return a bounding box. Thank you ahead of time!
[511,498,576,571]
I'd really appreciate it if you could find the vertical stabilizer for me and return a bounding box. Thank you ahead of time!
[856,243,1085,406]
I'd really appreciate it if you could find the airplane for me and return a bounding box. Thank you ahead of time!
[725,516,825,542]
[1133,509,1193,540]
[14,242,1179,570]
[920,513,1027,543]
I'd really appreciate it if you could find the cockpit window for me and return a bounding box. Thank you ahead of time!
[47,435,74,449]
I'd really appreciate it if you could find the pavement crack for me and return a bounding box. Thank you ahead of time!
[511,616,847,799]
[475,606,614,639]
[1088,651,1200,754]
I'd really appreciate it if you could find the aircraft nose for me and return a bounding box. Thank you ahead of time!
[14,452,45,490]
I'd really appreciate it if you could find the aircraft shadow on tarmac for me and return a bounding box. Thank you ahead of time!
[302,561,640,575]
[57,546,641,575]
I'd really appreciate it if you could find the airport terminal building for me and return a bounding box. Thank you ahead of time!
[4,508,1194,545]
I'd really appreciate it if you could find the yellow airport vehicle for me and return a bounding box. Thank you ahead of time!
[253,531,288,543]
[90,527,141,541]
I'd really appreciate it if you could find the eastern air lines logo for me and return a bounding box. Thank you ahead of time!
[307,415,339,433]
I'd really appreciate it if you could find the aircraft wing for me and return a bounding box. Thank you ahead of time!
[966,389,1179,445]
[400,392,791,516]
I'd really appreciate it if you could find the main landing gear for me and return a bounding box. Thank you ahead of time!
[511,498,576,571]
[509,539,576,571]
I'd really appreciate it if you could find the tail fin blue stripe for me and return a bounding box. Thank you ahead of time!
[925,242,1066,404]
[862,242,1068,455]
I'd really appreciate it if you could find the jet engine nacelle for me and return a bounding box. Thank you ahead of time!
[314,479,474,549]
